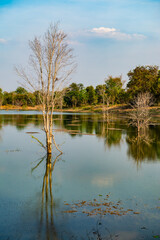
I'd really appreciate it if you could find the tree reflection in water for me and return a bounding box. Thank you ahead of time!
[32,153,62,240]
[95,116,122,150]
[31,153,117,240]
[44,113,160,165]
[126,125,160,167]
[53,114,160,164]
[1,112,160,165]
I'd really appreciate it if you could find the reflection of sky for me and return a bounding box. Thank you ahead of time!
[91,175,114,187]
[0,0,160,91]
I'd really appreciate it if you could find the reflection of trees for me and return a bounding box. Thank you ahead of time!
[32,154,61,240]
[53,114,123,148]
[0,118,2,142]
[0,113,124,147]
[126,125,160,166]
[1,112,160,164]
[0,114,43,130]
[95,118,122,148]
[54,114,160,163]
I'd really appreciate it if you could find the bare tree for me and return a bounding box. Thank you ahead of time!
[16,23,76,155]
[99,85,110,119]
[129,92,153,133]
[54,88,66,110]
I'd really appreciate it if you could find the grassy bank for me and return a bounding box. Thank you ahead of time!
[0,104,127,112]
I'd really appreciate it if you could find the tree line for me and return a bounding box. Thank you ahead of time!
[0,65,160,108]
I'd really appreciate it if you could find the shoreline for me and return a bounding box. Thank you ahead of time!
[0,104,160,113]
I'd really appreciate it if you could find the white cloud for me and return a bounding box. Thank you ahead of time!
[0,38,7,44]
[91,27,116,34]
[89,27,146,40]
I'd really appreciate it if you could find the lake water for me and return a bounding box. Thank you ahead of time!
[0,111,160,240]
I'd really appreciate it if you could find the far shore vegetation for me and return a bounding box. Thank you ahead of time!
[0,65,160,113]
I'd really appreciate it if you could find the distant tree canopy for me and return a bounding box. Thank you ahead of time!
[127,65,160,100]
[1,65,160,108]
[2,89,39,106]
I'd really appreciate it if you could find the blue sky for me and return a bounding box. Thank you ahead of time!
[0,0,160,91]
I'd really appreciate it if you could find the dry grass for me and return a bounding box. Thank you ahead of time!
[1,104,160,113]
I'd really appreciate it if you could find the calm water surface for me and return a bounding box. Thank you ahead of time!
[0,111,160,240]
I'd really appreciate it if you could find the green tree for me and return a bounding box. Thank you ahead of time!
[64,83,87,107]
[64,83,80,108]
[86,86,97,105]
[13,87,35,107]
[153,70,160,101]
[95,84,106,104]
[78,84,88,105]
[15,87,28,94]
[0,88,3,106]
[33,91,42,105]
[14,93,27,106]
[3,92,15,105]
[127,65,159,100]
[105,76,123,104]
[26,92,36,106]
